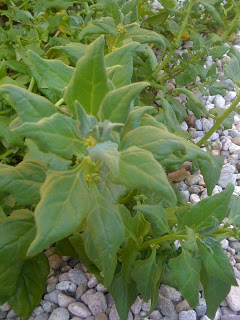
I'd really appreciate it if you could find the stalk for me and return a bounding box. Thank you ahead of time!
[196,93,240,146]
[55,98,65,107]
[139,234,187,251]
[28,77,35,92]
[0,149,13,160]
[0,109,12,115]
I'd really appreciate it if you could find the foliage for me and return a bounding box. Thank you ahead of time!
[0,0,240,319]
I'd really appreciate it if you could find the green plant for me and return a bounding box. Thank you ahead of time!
[0,1,240,320]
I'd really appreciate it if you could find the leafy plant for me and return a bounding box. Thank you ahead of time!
[0,0,240,320]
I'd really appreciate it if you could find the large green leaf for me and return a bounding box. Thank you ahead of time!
[98,82,149,123]
[0,85,56,122]
[64,36,111,116]
[9,253,49,320]
[134,203,170,237]
[27,164,92,257]
[0,211,36,303]
[0,116,24,148]
[228,195,240,226]
[47,43,87,66]
[169,248,200,308]
[224,56,240,86]
[0,160,47,205]
[27,50,74,96]
[83,192,124,287]
[12,113,84,159]
[79,17,118,40]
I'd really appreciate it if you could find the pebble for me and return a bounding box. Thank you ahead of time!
[88,275,98,288]
[159,285,182,304]
[69,269,88,286]
[48,254,62,270]
[40,300,56,313]
[221,239,229,250]
[215,94,226,108]
[195,298,207,317]
[142,300,151,312]
[49,308,69,320]
[221,316,240,320]
[190,194,200,204]
[109,304,120,320]
[179,310,196,320]
[0,302,10,312]
[76,284,87,299]
[195,119,202,130]
[232,138,240,146]
[68,303,91,318]
[58,292,76,308]
[225,91,237,102]
[56,281,77,294]
[158,294,178,319]
[175,300,191,313]
[84,292,107,315]
[44,290,60,304]
[202,118,213,132]
[226,279,240,311]
[180,190,190,202]
[35,314,49,320]
[180,121,188,131]
[131,297,143,315]
[185,175,202,185]
[95,314,108,320]
[150,310,162,320]
[230,242,240,253]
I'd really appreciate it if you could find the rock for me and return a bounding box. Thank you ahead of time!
[179,310,196,320]
[131,297,143,315]
[221,316,240,320]
[185,175,202,186]
[68,302,91,318]
[218,164,237,188]
[40,300,56,313]
[0,302,10,312]
[159,284,182,304]
[142,300,151,312]
[222,138,232,151]
[196,298,207,317]
[202,118,213,132]
[175,181,188,191]
[76,284,87,299]
[71,318,83,320]
[212,185,223,195]
[59,273,70,282]
[227,279,240,311]
[56,281,77,294]
[221,239,229,250]
[188,185,201,194]
[210,132,219,141]
[180,190,190,202]
[88,275,98,288]
[176,300,191,313]
[96,283,108,293]
[95,313,108,320]
[214,308,222,320]
[35,314,49,320]
[109,304,120,320]
[180,121,188,132]
[190,194,200,204]
[168,168,190,183]
[212,141,222,150]
[81,289,96,304]
[44,248,55,257]
[232,138,240,146]
[186,115,196,127]
[215,95,225,108]
[58,292,76,308]
[0,311,7,319]
[157,294,178,319]
[225,91,237,102]
[221,306,237,315]
[84,292,107,315]
[106,294,114,308]
[200,317,210,320]
[195,119,202,131]
[150,310,162,320]
[230,241,240,252]
[230,130,240,139]
[69,269,88,286]
[48,254,62,269]
[44,290,60,304]
[49,308,69,320]
[33,306,44,316]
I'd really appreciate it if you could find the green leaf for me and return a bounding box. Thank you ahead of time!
[55,237,79,258]
[12,113,84,159]
[165,95,187,123]
[200,1,224,26]
[0,85,56,123]
[169,248,200,308]
[197,150,224,196]
[0,116,24,149]
[24,139,71,171]
[27,50,74,96]
[228,195,240,226]
[224,56,240,86]
[121,0,138,23]
[75,101,98,138]
[27,164,92,257]
[158,97,181,132]
[209,46,229,59]
[102,0,123,24]
[99,82,149,123]
[0,160,47,205]
[93,18,118,37]
[83,191,124,287]
[134,203,170,237]
[64,36,110,116]
[161,0,177,8]
[47,43,87,66]
[121,126,186,160]
[0,211,36,303]
[9,254,49,320]
[167,20,180,36]
[199,237,237,285]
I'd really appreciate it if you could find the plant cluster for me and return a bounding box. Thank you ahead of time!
[0,0,240,319]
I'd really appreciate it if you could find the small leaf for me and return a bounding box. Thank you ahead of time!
[228,195,240,226]
[200,1,224,26]
[224,56,240,86]
[158,97,181,132]
[0,116,24,148]
[209,46,229,59]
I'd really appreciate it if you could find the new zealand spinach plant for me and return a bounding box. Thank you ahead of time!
[0,0,240,320]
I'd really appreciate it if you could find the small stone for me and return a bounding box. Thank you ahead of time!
[186,115,196,127]
[202,118,213,132]
[0,302,10,312]
[185,175,202,186]
[96,283,108,293]
[35,314,49,320]
[85,317,94,320]
[44,290,60,304]
[157,294,177,319]
[76,284,87,299]
[175,181,188,191]
[81,289,96,304]
[71,318,83,320]
[212,141,222,150]
[221,239,229,250]
[176,300,191,313]
[48,254,62,269]
[69,269,88,286]
[168,168,190,183]
[226,278,240,311]
[221,316,240,320]
[58,292,76,308]
[221,306,237,315]
[49,308,69,320]
[210,132,219,141]
[84,292,107,316]
[88,275,98,288]
[230,130,240,139]
[95,313,108,320]
[46,276,58,285]
[109,304,120,320]
[179,310,196,320]
[220,300,229,307]
[0,311,7,319]
[159,284,182,303]
[106,294,114,308]
[195,119,202,131]
[200,316,210,320]
[59,273,70,282]
[180,190,190,202]
[180,121,188,132]
[44,248,55,258]
[131,297,143,315]
[232,138,240,146]
[190,194,200,204]
[56,281,77,294]
[230,241,240,252]
[33,306,44,316]
[7,309,18,319]
[214,308,222,320]
[225,91,237,102]
[47,283,57,293]
[215,94,225,108]
[150,310,162,320]
[68,302,91,318]
[195,298,207,317]
[188,186,201,194]
[40,300,56,313]
[142,300,151,312]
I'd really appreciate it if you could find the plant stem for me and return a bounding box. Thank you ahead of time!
[139,234,187,251]
[196,93,240,146]
[0,108,12,115]
[55,98,65,107]
[28,77,35,92]
[221,8,240,42]
[0,149,13,160]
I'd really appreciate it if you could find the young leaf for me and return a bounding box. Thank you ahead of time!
[102,0,123,24]
[0,160,48,205]
[158,97,181,132]
[209,46,229,59]
[200,1,224,26]
[169,248,200,308]
[47,43,87,66]
[64,36,111,116]
[224,56,240,86]
[228,195,240,226]
[27,164,92,257]
[0,116,24,148]
[8,253,49,320]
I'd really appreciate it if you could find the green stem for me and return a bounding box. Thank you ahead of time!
[118,190,138,205]
[139,234,188,251]
[221,8,240,42]
[55,98,65,107]
[0,149,13,160]
[28,77,35,92]
[0,108,12,115]
[196,93,240,146]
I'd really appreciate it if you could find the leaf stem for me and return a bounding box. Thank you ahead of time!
[0,108,12,115]
[55,98,65,107]
[0,149,13,160]
[28,77,35,92]
[139,234,188,251]
[196,93,240,146]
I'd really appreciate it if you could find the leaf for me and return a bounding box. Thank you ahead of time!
[47,43,87,66]
[121,126,186,161]
[228,195,240,226]
[114,147,177,206]
[24,139,71,171]
[200,1,224,26]
[83,192,124,287]
[102,0,123,24]
[167,20,180,36]
[27,50,74,96]
[158,97,181,132]
[64,36,110,116]
[168,248,200,308]
[0,160,48,205]
[0,116,24,148]
[197,150,224,196]
[27,164,92,257]
[199,237,237,286]
[55,237,78,258]
[9,254,49,320]
[13,113,84,159]
[210,108,234,129]
[133,203,170,237]
[99,82,149,123]
[224,56,240,86]
[121,0,138,23]
[161,0,177,8]
[93,18,118,37]
[177,184,234,235]
[209,46,229,59]
[206,82,228,96]
[0,85,56,123]
[0,211,36,303]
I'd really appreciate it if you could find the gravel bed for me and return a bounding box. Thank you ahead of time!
[1,15,240,320]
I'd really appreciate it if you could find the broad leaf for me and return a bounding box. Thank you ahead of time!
[0,116,24,148]
[224,56,240,86]
[102,0,123,24]
[158,97,181,132]
[47,43,87,66]
[228,195,240,226]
